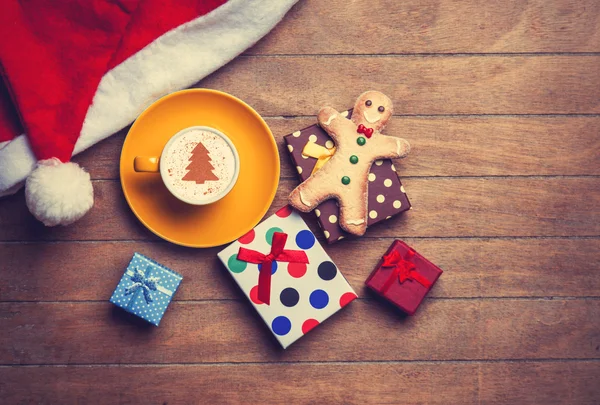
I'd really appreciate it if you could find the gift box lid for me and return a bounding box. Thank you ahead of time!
[218,206,357,348]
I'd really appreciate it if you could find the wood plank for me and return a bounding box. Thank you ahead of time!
[0,177,598,241]
[74,117,600,180]
[197,56,600,115]
[248,0,600,54]
[2,2,599,401]
[0,300,598,364]
[1,238,599,301]
[478,361,600,404]
[0,181,158,242]
[1,361,599,404]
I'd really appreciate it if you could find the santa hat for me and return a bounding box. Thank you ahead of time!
[0,0,297,226]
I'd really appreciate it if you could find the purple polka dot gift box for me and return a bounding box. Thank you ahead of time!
[284,109,411,244]
[110,253,183,326]
[217,205,357,349]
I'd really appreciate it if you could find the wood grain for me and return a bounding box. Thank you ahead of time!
[2,361,599,405]
[1,238,599,301]
[2,2,600,402]
[198,56,600,115]
[1,300,598,364]
[248,0,600,54]
[74,116,600,180]
[0,177,598,241]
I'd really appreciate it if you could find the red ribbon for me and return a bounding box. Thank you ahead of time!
[380,248,431,293]
[237,232,309,305]
[357,124,374,138]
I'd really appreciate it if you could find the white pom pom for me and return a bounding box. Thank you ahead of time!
[25,158,94,226]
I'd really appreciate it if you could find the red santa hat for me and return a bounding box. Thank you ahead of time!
[0,0,296,226]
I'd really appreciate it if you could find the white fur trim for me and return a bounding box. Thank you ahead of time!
[76,0,297,154]
[0,0,297,195]
[0,134,37,195]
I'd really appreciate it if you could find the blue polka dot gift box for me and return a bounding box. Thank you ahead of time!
[217,205,358,349]
[110,253,183,326]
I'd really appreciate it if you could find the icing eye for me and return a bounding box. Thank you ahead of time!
[365,100,372,107]
[378,106,385,112]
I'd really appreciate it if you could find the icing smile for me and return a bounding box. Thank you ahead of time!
[363,110,381,123]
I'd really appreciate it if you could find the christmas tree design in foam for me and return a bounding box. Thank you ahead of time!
[182,142,219,184]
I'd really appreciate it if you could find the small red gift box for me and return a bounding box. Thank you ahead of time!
[365,240,442,315]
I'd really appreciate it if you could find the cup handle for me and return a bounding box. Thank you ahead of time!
[134,156,160,172]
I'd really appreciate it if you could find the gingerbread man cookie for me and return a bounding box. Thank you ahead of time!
[288,91,410,236]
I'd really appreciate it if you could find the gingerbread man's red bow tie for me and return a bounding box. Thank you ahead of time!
[357,124,374,138]
[380,248,431,293]
[237,232,309,305]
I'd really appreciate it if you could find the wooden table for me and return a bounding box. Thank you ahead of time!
[2,1,599,403]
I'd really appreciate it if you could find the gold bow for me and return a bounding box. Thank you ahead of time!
[302,141,336,175]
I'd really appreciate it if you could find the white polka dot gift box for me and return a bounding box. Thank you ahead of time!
[110,253,183,326]
[217,205,358,349]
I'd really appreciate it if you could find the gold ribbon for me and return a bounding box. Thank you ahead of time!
[302,142,336,175]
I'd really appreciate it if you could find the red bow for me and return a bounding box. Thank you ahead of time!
[357,124,374,138]
[237,232,309,305]
[380,248,431,293]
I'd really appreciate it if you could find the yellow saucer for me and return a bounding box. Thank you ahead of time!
[120,89,280,247]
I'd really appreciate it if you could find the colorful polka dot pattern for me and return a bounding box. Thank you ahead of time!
[295,229,315,250]
[339,292,357,307]
[238,229,255,244]
[288,262,307,278]
[280,287,300,307]
[258,260,278,274]
[272,316,292,335]
[217,209,357,349]
[265,227,283,245]
[276,205,293,218]
[109,253,183,326]
[228,254,247,273]
[309,289,329,309]
[302,318,320,334]
[318,261,337,280]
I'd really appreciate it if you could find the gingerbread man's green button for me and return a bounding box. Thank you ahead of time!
[357,136,366,146]
[341,176,351,185]
[349,155,359,164]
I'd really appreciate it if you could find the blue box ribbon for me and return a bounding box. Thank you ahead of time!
[123,266,174,309]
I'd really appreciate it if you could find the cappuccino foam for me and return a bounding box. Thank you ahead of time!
[162,129,236,203]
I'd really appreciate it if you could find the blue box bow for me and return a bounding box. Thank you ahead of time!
[124,267,176,304]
